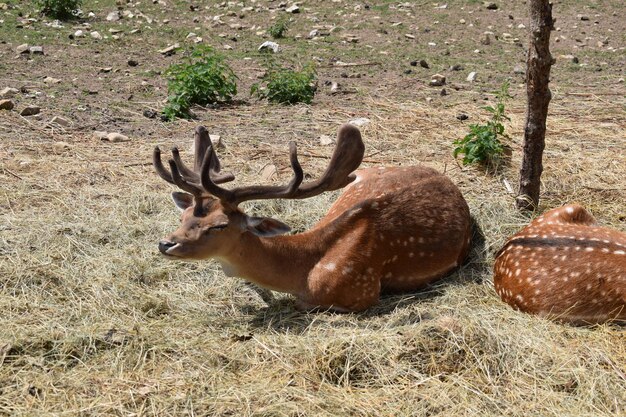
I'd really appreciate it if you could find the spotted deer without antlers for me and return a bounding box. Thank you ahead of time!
[154,124,472,312]
[494,204,626,324]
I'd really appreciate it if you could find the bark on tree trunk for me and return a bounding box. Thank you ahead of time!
[516,0,555,210]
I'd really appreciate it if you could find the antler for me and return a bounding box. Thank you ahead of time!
[153,126,236,215]
[153,125,235,189]
[200,123,365,207]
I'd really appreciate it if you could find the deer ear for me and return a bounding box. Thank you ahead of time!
[171,192,194,211]
[245,216,291,237]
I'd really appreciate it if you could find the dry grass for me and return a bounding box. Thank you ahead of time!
[1,86,625,416]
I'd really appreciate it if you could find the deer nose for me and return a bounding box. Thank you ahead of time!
[159,240,177,254]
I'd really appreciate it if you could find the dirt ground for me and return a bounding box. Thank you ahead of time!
[1,0,625,416]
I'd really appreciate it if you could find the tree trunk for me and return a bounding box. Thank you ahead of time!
[516,0,555,211]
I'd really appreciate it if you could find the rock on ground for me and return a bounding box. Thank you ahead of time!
[20,105,41,116]
[0,99,15,110]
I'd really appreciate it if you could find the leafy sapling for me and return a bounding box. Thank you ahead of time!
[453,81,513,168]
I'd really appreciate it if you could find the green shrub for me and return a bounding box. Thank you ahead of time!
[251,63,316,105]
[163,45,237,120]
[453,81,512,167]
[268,18,290,39]
[37,0,82,19]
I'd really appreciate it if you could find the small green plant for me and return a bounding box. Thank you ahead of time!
[453,81,512,167]
[251,63,316,105]
[268,18,290,39]
[163,45,237,120]
[37,0,82,19]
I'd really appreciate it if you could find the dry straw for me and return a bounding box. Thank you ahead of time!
[1,88,624,415]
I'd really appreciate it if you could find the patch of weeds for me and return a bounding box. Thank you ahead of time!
[163,45,237,120]
[453,81,512,168]
[36,0,82,19]
[268,17,290,39]
[251,61,316,104]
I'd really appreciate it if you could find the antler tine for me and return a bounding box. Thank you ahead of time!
[153,146,175,184]
[171,147,200,182]
[168,159,204,198]
[199,146,236,203]
[288,123,365,199]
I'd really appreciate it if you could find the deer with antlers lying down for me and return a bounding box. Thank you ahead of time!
[494,204,626,324]
[153,124,472,312]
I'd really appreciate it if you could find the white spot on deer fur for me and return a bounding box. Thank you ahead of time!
[585,247,594,252]
[366,267,373,274]
[342,267,353,275]
[323,263,336,271]
[601,248,609,253]
[515,269,521,277]
[565,206,574,214]
[385,272,392,278]
[515,294,524,303]
[409,252,414,258]
[392,255,398,262]
[615,250,625,255]
[371,202,379,209]
[409,237,415,242]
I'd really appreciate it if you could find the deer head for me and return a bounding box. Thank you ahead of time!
[154,124,365,260]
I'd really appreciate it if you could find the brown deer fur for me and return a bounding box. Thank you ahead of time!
[494,204,626,324]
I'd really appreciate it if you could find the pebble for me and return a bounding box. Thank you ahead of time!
[20,105,41,116]
[466,72,477,82]
[559,54,579,64]
[104,132,130,142]
[429,74,446,87]
[143,109,157,119]
[16,44,29,54]
[319,135,334,146]
[29,46,44,55]
[480,33,491,45]
[484,2,498,10]
[90,31,103,40]
[349,117,370,127]
[0,87,19,98]
[513,64,525,74]
[450,64,463,71]
[127,59,139,67]
[44,76,61,84]
[159,43,180,55]
[50,116,71,127]
[260,164,277,181]
[74,30,84,38]
[457,113,469,121]
[285,4,300,13]
[107,11,121,21]
[92,131,109,140]
[419,59,429,69]
[0,99,14,110]
[258,41,280,53]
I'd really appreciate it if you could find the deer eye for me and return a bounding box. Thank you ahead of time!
[209,224,228,232]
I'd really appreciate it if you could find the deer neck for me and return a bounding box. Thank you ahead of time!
[217,231,327,296]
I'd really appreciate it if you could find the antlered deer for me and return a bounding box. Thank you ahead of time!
[154,124,472,312]
[494,204,626,324]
